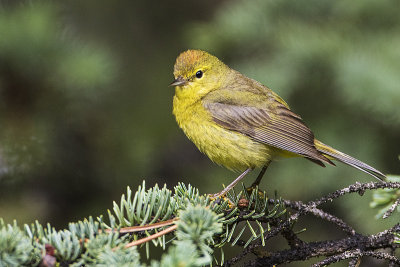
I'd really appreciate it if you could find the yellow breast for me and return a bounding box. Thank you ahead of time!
[173,88,273,172]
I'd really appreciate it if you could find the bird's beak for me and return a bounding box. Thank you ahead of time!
[169,76,187,87]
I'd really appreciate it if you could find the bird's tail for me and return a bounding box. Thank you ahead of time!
[314,139,386,181]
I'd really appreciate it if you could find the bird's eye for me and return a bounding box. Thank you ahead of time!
[195,70,203,79]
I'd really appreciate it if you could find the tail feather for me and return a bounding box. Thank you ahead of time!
[314,140,386,181]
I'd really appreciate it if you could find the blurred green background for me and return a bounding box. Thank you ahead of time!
[0,0,399,265]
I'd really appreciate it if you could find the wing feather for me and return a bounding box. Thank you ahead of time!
[203,85,333,166]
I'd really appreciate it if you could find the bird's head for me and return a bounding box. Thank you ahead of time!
[171,50,228,95]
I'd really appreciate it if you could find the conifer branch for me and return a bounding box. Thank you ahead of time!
[223,177,400,266]
[248,224,400,266]
[2,178,400,266]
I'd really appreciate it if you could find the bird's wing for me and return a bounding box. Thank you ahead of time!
[202,85,333,166]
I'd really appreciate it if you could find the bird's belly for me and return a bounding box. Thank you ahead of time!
[174,104,273,171]
[195,123,273,171]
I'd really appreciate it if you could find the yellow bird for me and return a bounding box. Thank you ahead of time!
[171,50,385,196]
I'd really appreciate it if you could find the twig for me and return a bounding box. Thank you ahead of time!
[311,250,400,266]
[105,218,178,234]
[384,197,400,219]
[310,182,400,207]
[125,224,178,248]
[276,199,356,235]
[362,251,400,264]
[348,256,361,267]
[245,223,399,266]
[312,249,362,267]
[280,227,306,249]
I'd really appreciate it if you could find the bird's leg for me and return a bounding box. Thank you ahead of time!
[250,161,271,188]
[213,168,253,198]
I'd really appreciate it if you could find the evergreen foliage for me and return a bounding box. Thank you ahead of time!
[0,221,41,266]
[0,182,286,266]
[2,179,398,265]
[2,180,400,266]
